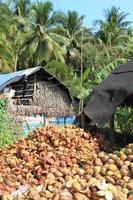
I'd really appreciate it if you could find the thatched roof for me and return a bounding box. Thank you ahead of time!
[0,67,70,94]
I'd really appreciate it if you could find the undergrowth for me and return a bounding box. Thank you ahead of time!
[0,96,18,147]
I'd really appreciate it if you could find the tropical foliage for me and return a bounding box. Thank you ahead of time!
[0,1,133,132]
[115,106,133,134]
[0,1,132,72]
[0,96,16,146]
[0,1,132,73]
[45,60,91,99]
[94,7,131,46]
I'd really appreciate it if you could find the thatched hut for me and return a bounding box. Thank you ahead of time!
[0,67,77,130]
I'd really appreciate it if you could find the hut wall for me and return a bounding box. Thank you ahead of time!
[32,81,74,117]
[11,73,75,117]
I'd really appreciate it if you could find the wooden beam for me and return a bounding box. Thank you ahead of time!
[13,94,33,98]
[12,83,34,88]
[15,88,34,93]
[34,74,37,92]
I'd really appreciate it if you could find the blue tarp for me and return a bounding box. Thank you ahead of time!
[23,116,77,135]
[22,122,42,135]
[0,67,40,92]
[49,116,77,125]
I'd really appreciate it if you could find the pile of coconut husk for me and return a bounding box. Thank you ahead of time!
[0,125,132,199]
[0,125,100,199]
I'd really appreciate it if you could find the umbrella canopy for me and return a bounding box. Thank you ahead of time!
[84,59,133,125]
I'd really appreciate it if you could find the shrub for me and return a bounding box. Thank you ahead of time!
[0,96,17,147]
[115,106,133,134]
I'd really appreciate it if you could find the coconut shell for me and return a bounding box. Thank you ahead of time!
[108,164,117,172]
[73,193,89,200]
[59,189,73,200]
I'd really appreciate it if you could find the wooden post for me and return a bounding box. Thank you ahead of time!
[79,28,85,128]
[109,114,115,144]
[34,74,37,93]
[80,109,85,128]
[43,113,46,126]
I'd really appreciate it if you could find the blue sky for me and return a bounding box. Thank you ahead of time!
[49,0,133,28]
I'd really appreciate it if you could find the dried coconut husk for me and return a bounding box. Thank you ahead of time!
[0,125,100,197]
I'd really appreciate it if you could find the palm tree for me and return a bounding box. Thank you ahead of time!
[13,0,31,17]
[55,11,93,68]
[0,2,16,72]
[0,1,27,72]
[54,11,90,66]
[0,2,13,35]
[94,7,132,47]
[19,1,69,68]
[0,34,17,73]
[55,11,85,46]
